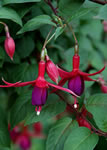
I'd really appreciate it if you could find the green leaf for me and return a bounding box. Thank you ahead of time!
[10,90,32,129]
[11,63,37,94]
[16,35,35,58]
[46,117,78,150]
[0,7,22,26]
[55,27,65,40]
[86,94,107,132]
[68,7,95,22]
[95,4,107,20]
[17,15,56,34]
[25,95,66,125]
[2,0,41,5]
[0,107,10,149]
[59,0,85,17]
[64,127,99,150]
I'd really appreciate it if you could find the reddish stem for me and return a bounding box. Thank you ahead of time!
[90,0,107,5]
[55,91,107,137]
[44,0,58,16]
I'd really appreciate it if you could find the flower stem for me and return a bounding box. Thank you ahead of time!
[90,0,107,5]
[41,27,55,60]
[44,0,79,53]
[55,91,107,137]
[44,0,58,16]
[0,21,10,37]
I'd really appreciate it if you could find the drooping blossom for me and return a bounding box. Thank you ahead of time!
[4,25,15,60]
[57,53,105,96]
[0,60,78,115]
[9,124,31,150]
[46,55,59,84]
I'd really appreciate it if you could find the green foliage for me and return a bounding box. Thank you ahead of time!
[0,107,10,149]
[2,0,41,5]
[46,117,78,150]
[64,127,99,150]
[0,0,107,149]
[86,94,107,132]
[10,90,32,129]
[0,7,22,26]
[17,15,56,34]
[96,4,107,20]
[25,95,66,125]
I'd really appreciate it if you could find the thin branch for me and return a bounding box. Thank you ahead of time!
[81,115,107,137]
[90,0,107,5]
[44,0,58,16]
[55,91,107,137]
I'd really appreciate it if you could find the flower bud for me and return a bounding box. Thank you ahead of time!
[46,55,59,84]
[68,75,84,96]
[4,36,15,60]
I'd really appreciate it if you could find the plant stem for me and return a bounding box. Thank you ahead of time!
[90,0,107,5]
[55,91,107,137]
[44,0,79,52]
[44,0,58,16]
[42,27,54,52]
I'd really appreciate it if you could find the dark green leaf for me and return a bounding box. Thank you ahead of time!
[59,0,85,17]
[25,95,66,125]
[0,107,10,149]
[55,27,65,40]
[0,7,22,26]
[10,90,32,129]
[86,94,107,132]
[46,117,78,150]
[17,15,56,34]
[68,7,95,22]
[64,127,99,150]
[16,36,35,58]
[95,4,107,20]
[2,0,41,5]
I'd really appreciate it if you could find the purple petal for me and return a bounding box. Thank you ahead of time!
[32,86,48,106]
[68,75,84,96]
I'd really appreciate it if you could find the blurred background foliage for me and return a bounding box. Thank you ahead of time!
[0,0,107,150]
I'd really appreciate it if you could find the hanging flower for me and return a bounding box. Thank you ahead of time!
[57,53,105,96]
[0,60,78,115]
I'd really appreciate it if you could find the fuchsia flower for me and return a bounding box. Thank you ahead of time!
[0,60,78,115]
[57,53,105,96]
[9,124,31,150]
[46,55,59,84]
[4,26,15,60]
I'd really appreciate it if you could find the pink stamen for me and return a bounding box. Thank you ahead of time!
[35,106,42,115]
[73,96,77,108]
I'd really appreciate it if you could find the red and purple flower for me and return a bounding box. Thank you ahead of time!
[57,53,105,96]
[0,60,78,115]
